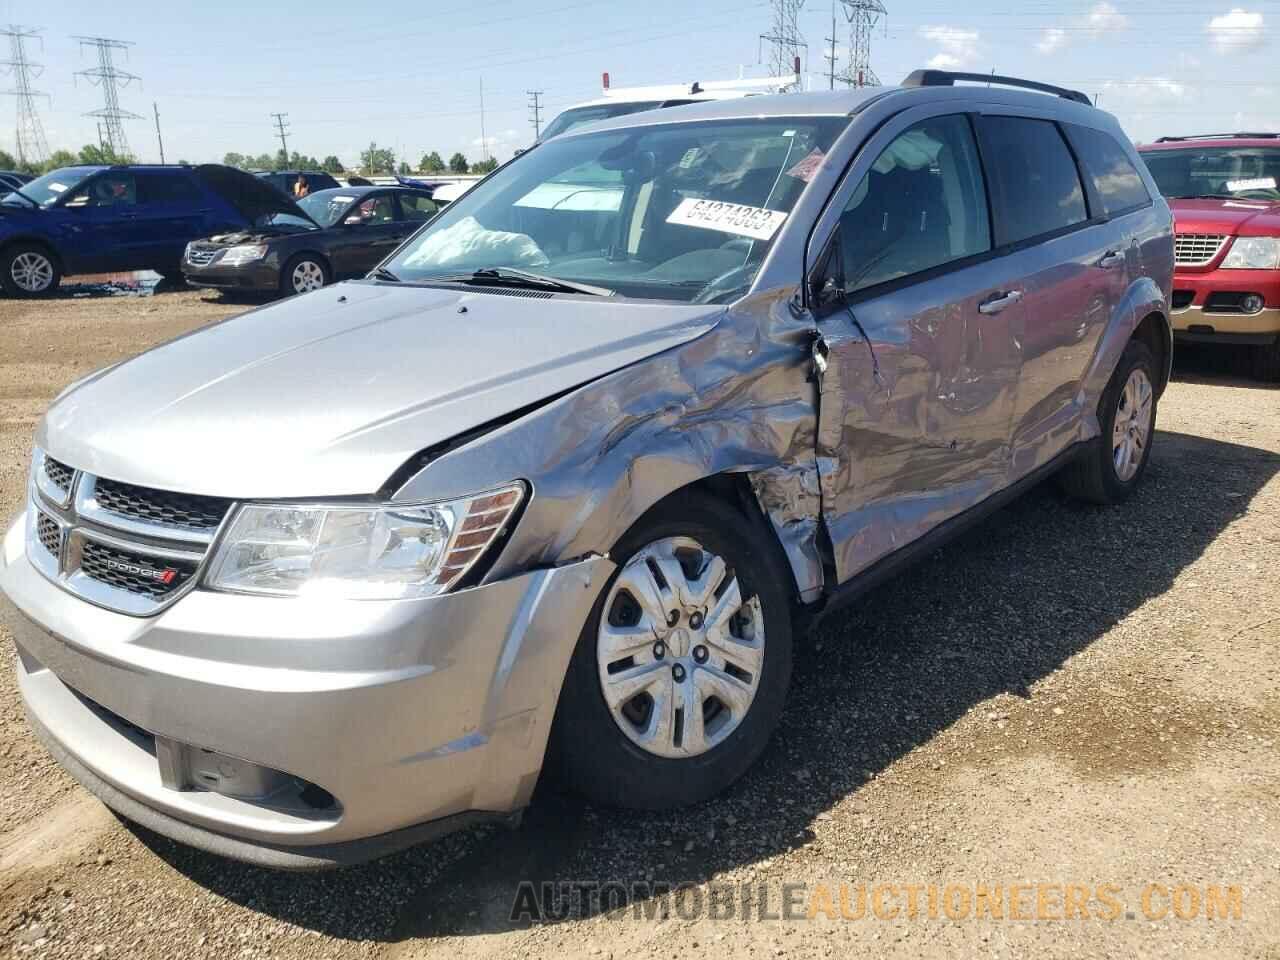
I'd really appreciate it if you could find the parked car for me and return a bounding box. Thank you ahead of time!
[1137,133,1280,379]
[183,185,439,296]
[0,71,1173,869]
[0,170,34,191]
[0,164,264,296]
[254,169,341,197]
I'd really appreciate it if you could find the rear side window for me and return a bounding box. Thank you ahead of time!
[976,116,1087,246]
[136,173,201,205]
[1067,125,1151,216]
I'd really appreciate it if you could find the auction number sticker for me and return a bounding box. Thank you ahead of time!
[1227,177,1276,192]
[666,197,788,241]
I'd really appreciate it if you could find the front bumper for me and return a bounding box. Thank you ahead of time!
[181,257,280,291]
[1171,266,1280,341]
[0,513,611,869]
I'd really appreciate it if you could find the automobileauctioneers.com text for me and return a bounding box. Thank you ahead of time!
[510,880,1245,925]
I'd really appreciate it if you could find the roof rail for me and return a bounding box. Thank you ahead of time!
[1153,132,1279,142]
[901,69,1092,106]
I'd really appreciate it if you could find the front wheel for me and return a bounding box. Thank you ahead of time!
[1060,339,1157,504]
[281,254,329,296]
[552,491,793,809]
[1,244,61,297]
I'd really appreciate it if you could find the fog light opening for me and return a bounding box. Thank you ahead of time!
[1242,294,1265,315]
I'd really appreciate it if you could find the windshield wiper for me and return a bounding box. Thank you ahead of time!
[426,268,613,297]
[371,266,400,282]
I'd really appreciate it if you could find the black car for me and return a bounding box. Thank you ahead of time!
[182,185,439,296]
[255,170,341,197]
[0,170,33,192]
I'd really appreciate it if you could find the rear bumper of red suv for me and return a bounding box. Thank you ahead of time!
[1171,267,1280,345]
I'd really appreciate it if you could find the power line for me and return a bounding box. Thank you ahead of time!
[73,35,141,159]
[838,0,886,88]
[271,111,290,157]
[0,25,50,166]
[527,89,544,139]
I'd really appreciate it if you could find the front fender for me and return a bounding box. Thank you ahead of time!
[1077,276,1169,439]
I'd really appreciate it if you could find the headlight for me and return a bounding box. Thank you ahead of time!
[205,484,523,600]
[220,243,269,266]
[1221,236,1280,270]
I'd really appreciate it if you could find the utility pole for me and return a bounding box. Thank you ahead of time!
[479,77,488,163]
[73,35,141,159]
[0,25,50,167]
[837,0,886,87]
[271,111,290,161]
[153,101,165,163]
[823,1,838,90]
[527,89,543,140]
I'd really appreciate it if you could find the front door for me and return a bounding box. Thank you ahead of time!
[808,109,1023,583]
[329,192,405,278]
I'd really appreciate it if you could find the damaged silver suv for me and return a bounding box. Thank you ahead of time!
[0,71,1173,869]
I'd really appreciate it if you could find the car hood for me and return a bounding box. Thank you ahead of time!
[198,223,315,246]
[1168,197,1280,236]
[194,164,319,227]
[38,281,722,499]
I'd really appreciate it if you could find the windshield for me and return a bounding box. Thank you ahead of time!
[540,101,664,141]
[296,190,357,227]
[386,116,845,303]
[1142,147,1280,201]
[1,167,98,207]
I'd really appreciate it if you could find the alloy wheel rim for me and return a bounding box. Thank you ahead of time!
[1112,368,1153,482]
[291,261,325,293]
[11,252,53,292]
[596,536,765,759]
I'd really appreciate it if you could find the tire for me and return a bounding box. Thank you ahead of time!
[1251,338,1280,382]
[280,254,329,296]
[1,243,61,297]
[1059,339,1158,504]
[551,489,794,810]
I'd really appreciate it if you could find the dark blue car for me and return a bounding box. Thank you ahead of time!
[0,164,277,296]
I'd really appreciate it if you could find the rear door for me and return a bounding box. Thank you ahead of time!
[131,171,208,269]
[972,113,1119,473]
[807,106,1024,583]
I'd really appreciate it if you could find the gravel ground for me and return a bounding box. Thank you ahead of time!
[0,283,1277,960]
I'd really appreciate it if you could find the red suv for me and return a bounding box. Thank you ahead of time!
[1138,134,1280,379]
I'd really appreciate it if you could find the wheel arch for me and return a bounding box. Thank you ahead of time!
[1,235,64,274]
[1132,309,1172,397]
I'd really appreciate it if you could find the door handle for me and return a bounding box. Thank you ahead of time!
[978,289,1023,315]
[1098,250,1125,268]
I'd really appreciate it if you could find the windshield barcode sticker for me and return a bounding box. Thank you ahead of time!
[1226,177,1276,192]
[666,198,788,241]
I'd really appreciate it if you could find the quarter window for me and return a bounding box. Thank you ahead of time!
[1067,124,1151,216]
[837,114,991,295]
[976,116,1087,246]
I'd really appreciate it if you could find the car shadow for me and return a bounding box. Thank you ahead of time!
[1171,342,1277,389]
[131,427,1279,941]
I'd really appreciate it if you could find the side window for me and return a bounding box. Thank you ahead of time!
[837,114,991,295]
[63,173,137,209]
[397,192,439,222]
[135,173,201,206]
[349,194,396,224]
[1065,124,1151,217]
[975,116,1087,245]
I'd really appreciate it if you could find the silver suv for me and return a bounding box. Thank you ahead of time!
[0,71,1173,869]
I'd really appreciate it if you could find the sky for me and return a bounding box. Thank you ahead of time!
[1,0,1275,168]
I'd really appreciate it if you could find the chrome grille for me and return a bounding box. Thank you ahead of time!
[186,246,220,266]
[36,511,61,557]
[1174,233,1228,266]
[79,540,197,599]
[93,477,231,531]
[43,457,74,496]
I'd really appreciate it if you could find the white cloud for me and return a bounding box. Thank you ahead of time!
[1207,8,1267,53]
[1037,28,1067,54]
[1087,2,1128,33]
[1103,77,1189,102]
[918,25,981,69]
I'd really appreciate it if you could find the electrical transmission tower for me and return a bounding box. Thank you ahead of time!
[759,0,806,80]
[838,0,886,87]
[0,25,50,166]
[271,112,290,158]
[73,36,141,159]
[527,90,543,140]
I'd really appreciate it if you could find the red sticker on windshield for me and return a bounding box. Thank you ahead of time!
[785,149,826,182]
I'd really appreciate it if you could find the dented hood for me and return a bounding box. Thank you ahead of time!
[38,281,721,499]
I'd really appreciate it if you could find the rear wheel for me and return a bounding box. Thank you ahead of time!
[1060,340,1157,504]
[1251,338,1280,382]
[1,244,61,297]
[552,491,793,809]
[281,254,329,296]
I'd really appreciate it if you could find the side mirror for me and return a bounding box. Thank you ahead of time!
[809,223,847,312]
[343,215,362,226]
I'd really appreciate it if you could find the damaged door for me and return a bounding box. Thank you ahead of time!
[806,109,1023,584]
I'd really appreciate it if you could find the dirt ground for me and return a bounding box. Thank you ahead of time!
[0,283,1277,960]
